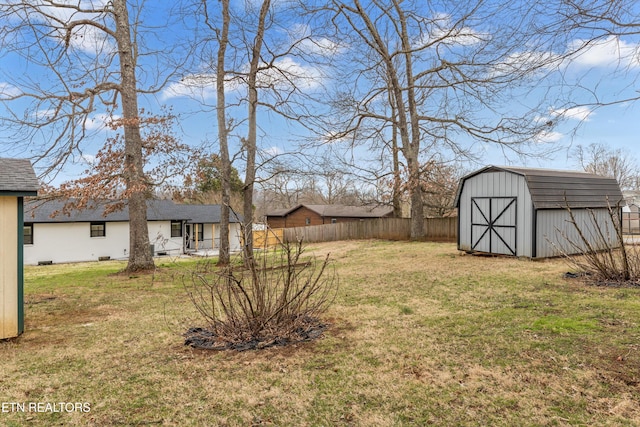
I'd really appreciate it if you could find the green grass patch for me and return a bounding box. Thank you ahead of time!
[531,315,600,334]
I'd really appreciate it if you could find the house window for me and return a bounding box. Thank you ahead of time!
[23,223,33,245]
[305,217,311,225]
[171,221,182,237]
[90,221,106,237]
[331,218,337,224]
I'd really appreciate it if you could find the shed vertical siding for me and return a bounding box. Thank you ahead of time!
[536,208,619,258]
[458,171,534,257]
[0,196,18,339]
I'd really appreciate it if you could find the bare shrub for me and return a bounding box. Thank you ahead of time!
[182,239,338,350]
[554,202,640,285]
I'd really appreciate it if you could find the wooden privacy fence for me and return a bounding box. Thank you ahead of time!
[253,228,285,248]
[272,217,456,244]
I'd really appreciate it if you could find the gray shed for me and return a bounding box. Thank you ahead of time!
[454,165,623,258]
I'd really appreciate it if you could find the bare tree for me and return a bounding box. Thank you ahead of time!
[197,0,261,265]
[0,1,188,272]
[531,1,640,125]
[256,169,306,217]
[184,0,330,262]
[242,0,271,264]
[310,0,565,240]
[212,0,232,266]
[574,143,639,191]
[421,160,464,218]
[253,150,378,220]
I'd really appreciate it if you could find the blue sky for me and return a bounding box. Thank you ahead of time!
[1,0,639,185]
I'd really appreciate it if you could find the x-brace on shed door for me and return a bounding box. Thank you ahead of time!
[471,197,517,256]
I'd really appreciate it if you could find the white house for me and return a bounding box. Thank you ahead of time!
[23,199,243,265]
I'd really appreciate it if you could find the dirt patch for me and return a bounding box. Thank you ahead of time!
[184,318,329,351]
[588,345,640,391]
[564,271,640,288]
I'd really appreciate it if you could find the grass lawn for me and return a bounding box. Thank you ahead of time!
[2,240,640,426]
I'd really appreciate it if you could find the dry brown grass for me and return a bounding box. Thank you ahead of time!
[1,241,640,426]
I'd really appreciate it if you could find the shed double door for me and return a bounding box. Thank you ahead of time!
[471,197,517,256]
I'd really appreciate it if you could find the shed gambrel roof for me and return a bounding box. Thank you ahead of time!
[24,199,242,223]
[266,204,393,218]
[455,165,624,209]
[0,158,39,194]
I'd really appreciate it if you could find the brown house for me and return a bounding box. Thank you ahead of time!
[265,204,394,228]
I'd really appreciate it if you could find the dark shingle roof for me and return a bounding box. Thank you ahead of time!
[265,208,290,217]
[456,165,623,209]
[0,158,39,194]
[267,204,393,218]
[304,204,393,217]
[24,199,242,223]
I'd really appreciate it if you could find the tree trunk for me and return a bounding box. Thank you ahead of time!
[390,107,403,218]
[407,154,425,240]
[243,0,271,265]
[395,1,425,240]
[383,55,403,218]
[113,0,154,272]
[216,0,231,266]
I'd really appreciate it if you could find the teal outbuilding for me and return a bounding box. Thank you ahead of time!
[0,158,38,339]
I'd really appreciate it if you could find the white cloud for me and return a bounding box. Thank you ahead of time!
[161,57,325,101]
[298,36,346,57]
[259,57,325,91]
[0,82,21,98]
[64,24,114,55]
[80,154,96,165]
[32,108,56,121]
[417,13,489,48]
[550,106,594,122]
[160,73,244,101]
[263,146,283,156]
[84,113,120,130]
[243,0,293,10]
[566,35,640,69]
[487,50,561,79]
[160,75,219,101]
[14,0,115,56]
[289,24,346,57]
[534,130,564,144]
[321,130,351,144]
